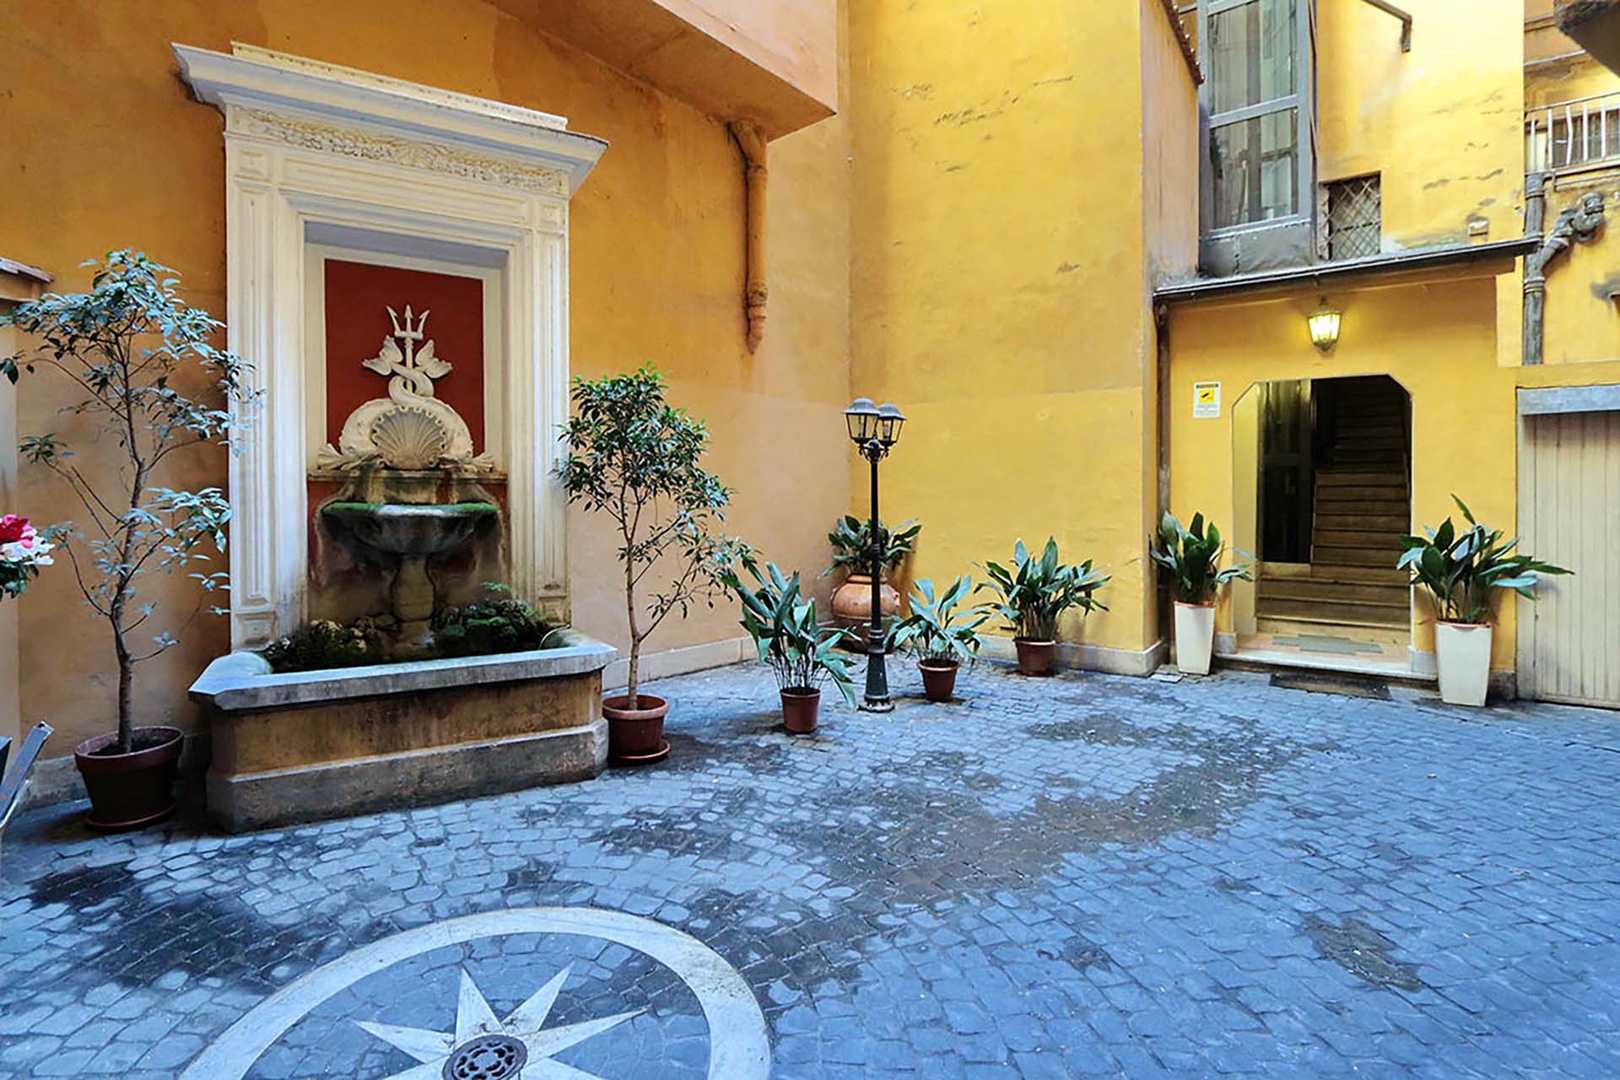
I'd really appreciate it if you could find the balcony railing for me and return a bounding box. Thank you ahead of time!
[1526,93,1620,174]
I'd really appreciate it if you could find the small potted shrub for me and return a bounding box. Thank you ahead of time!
[979,538,1110,676]
[1399,496,1569,707]
[891,575,991,702]
[558,366,746,763]
[1149,511,1251,677]
[726,560,857,734]
[0,252,252,829]
[827,515,921,647]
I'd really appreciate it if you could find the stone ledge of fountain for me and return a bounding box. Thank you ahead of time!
[189,632,618,833]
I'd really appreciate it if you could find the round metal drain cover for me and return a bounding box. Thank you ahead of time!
[442,1034,528,1080]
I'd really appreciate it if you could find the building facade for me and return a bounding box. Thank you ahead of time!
[3,0,1618,789]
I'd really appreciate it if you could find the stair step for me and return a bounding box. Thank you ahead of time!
[1316,513,1408,532]
[1314,544,1403,568]
[1313,529,1407,549]
[1321,492,1412,508]
[1256,599,1409,627]
[1255,616,1409,643]
[1315,488,1406,508]
[1321,472,1412,488]
[1333,436,1407,450]
[1258,579,1410,607]
[1264,564,1408,585]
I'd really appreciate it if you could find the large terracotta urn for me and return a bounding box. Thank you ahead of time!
[831,572,901,647]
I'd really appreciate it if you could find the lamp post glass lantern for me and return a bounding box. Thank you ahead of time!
[844,397,905,712]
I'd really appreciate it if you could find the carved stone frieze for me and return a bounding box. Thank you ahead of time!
[228,106,571,196]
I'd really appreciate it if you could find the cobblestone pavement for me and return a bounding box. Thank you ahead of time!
[2,661,1619,1078]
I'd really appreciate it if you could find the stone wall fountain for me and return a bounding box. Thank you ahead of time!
[313,304,502,652]
[191,303,613,831]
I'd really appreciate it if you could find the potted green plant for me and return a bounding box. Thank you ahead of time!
[1149,511,1251,677]
[827,515,921,647]
[978,538,1110,676]
[725,559,857,733]
[0,251,252,829]
[1399,496,1569,707]
[558,365,747,763]
[891,575,991,702]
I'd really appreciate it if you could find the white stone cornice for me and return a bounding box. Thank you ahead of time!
[174,43,608,195]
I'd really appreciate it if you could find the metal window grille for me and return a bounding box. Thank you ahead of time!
[1326,175,1381,260]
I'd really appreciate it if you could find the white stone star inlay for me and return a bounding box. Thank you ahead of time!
[357,965,642,1079]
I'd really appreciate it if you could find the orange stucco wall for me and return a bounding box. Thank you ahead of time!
[488,0,837,137]
[0,0,850,756]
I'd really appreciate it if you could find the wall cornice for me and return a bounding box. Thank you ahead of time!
[174,43,607,195]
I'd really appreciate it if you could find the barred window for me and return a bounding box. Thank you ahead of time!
[1325,175,1381,261]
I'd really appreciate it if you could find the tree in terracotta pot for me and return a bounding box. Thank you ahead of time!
[826,515,920,649]
[725,559,856,734]
[978,538,1110,676]
[558,365,747,763]
[891,575,991,702]
[0,251,253,830]
[1399,496,1569,707]
[1149,511,1251,677]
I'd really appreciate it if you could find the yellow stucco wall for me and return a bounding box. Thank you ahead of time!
[1168,273,1523,669]
[0,0,849,756]
[1319,0,1525,249]
[848,0,1197,661]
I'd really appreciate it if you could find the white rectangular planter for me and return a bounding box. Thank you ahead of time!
[1436,622,1492,707]
[1174,602,1216,676]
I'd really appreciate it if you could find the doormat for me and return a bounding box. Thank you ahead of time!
[1269,671,1392,700]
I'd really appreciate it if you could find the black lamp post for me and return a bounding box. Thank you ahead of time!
[843,396,906,713]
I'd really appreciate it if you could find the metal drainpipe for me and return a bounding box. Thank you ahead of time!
[1523,172,1550,366]
[730,123,769,353]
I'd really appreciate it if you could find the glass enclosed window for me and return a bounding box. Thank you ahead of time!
[1209,0,1297,115]
[1211,112,1299,228]
[1203,0,1305,232]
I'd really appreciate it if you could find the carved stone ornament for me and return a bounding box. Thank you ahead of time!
[229,106,572,197]
[318,305,495,473]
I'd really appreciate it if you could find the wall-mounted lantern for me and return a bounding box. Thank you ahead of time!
[1308,299,1343,354]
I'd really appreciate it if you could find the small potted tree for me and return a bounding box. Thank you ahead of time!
[726,559,857,733]
[1150,511,1251,677]
[558,365,746,763]
[891,575,991,702]
[1399,496,1569,707]
[979,538,1110,676]
[826,515,921,647]
[0,251,251,829]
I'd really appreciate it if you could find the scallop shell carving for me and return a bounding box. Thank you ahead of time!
[369,408,451,469]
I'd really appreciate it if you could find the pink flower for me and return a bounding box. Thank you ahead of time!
[0,515,27,544]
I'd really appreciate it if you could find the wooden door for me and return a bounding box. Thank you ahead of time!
[1518,410,1620,709]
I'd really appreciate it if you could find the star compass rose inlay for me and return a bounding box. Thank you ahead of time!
[359,966,643,1080]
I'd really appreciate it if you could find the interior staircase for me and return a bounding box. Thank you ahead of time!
[1257,380,1411,639]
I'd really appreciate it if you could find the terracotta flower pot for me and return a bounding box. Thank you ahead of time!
[780,688,821,734]
[73,726,183,832]
[602,694,670,763]
[831,573,901,649]
[1014,639,1057,676]
[919,660,960,702]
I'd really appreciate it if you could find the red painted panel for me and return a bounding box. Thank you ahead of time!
[324,260,486,453]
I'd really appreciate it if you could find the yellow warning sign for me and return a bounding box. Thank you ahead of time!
[1193,381,1221,419]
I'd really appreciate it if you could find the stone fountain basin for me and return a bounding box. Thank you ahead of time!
[320,501,498,556]
[189,633,616,832]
